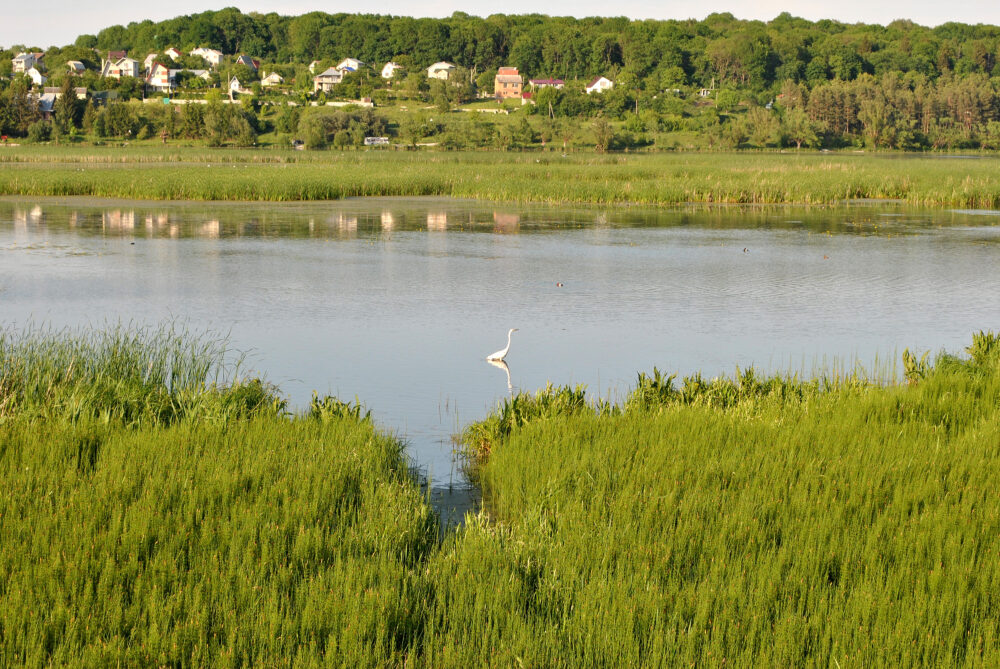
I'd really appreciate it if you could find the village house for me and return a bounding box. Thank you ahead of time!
[585,76,614,94]
[234,55,259,73]
[37,93,57,118]
[190,47,223,68]
[494,67,522,99]
[101,53,140,79]
[336,58,364,72]
[261,71,284,87]
[229,76,250,96]
[529,78,564,90]
[163,47,183,60]
[65,60,86,74]
[381,61,403,79]
[27,67,47,87]
[143,53,157,71]
[308,60,322,74]
[698,88,714,97]
[313,67,343,93]
[427,61,456,80]
[12,52,43,74]
[147,62,211,93]
[43,86,87,100]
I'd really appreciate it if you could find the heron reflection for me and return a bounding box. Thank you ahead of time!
[488,358,512,393]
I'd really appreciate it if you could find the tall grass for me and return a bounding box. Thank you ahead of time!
[0,324,438,666]
[438,334,1000,666]
[0,322,282,425]
[5,149,1000,206]
[4,324,1000,666]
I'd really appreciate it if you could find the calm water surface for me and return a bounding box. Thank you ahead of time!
[2,197,998,520]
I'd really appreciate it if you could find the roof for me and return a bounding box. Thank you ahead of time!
[315,67,342,78]
[530,78,564,85]
[428,61,455,70]
[495,74,522,84]
[108,50,127,60]
[586,76,611,87]
[236,55,259,69]
[497,66,518,75]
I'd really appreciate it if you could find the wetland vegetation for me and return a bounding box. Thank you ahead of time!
[5,148,1000,207]
[2,324,998,666]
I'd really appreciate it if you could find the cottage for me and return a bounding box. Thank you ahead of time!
[698,88,714,98]
[190,47,223,68]
[38,93,57,118]
[494,67,522,99]
[146,62,172,92]
[261,71,284,87]
[229,76,250,96]
[308,60,322,74]
[235,55,259,73]
[313,67,343,93]
[427,61,456,80]
[336,58,364,72]
[101,56,140,79]
[43,86,87,100]
[27,67,47,87]
[164,47,183,60]
[65,60,85,74]
[13,52,43,74]
[529,78,564,90]
[585,76,613,94]
[143,53,157,71]
[381,61,403,79]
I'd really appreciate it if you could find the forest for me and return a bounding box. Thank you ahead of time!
[5,10,1000,149]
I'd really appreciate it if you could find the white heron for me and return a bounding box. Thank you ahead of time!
[486,328,518,362]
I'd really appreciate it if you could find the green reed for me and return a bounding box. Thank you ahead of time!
[3,324,1000,666]
[440,332,1000,666]
[5,149,1000,206]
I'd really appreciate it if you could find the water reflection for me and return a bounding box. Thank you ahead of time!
[488,358,512,393]
[9,198,1000,243]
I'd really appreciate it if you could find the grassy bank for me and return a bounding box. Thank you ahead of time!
[3,325,999,666]
[446,347,1000,666]
[4,147,1000,206]
[0,325,438,666]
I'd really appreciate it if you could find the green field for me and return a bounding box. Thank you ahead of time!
[5,147,1000,207]
[2,325,999,666]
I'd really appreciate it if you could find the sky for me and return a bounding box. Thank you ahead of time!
[5,1,1000,50]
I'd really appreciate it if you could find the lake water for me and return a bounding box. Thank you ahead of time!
[2,197,999,523]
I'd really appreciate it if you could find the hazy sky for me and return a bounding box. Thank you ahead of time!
[5,1,1000,50]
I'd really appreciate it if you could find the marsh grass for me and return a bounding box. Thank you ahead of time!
[4,324,1000,666]
[6,149,1000,206]
[441,333,1000,666]
[0,322,284,425]
[0,324,438,666]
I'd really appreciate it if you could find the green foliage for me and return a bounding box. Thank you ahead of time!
[3,325,1000,665]
[902,348,931,385]
[447,333,1000,665]
[966,330,1000,366]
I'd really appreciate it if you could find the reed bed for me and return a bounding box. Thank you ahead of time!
[440,334,1000,666]
[4,149,1000,207]
[3,324,999,666]
[0,324,438,666]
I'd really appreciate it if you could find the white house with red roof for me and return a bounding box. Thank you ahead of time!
[585,76,613,94]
